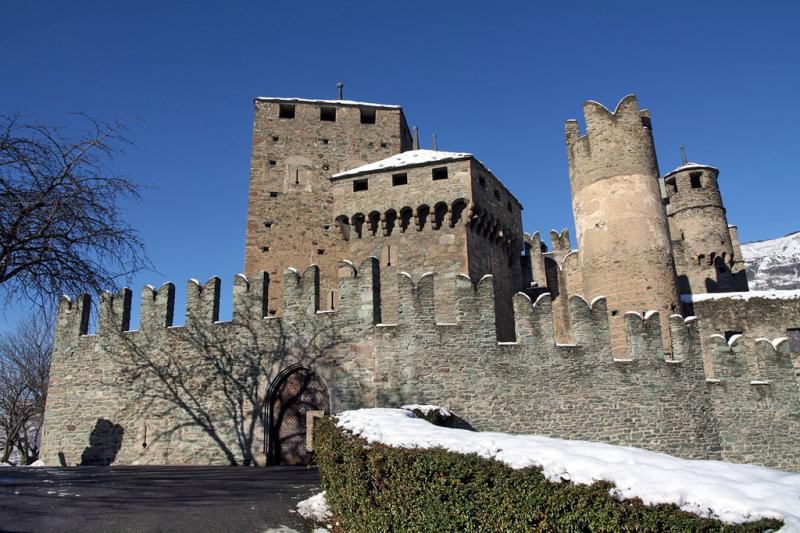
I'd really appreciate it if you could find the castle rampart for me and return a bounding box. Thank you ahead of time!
[41,262,799,471]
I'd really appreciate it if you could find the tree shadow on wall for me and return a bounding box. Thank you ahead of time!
[80,418,124,466]
[108,307,361,466]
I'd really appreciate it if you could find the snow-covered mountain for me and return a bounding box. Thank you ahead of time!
[742,231,800,291]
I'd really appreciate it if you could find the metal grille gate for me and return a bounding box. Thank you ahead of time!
[268,368,329,465]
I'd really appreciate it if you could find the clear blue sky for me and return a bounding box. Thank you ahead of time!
[2,1,799,328]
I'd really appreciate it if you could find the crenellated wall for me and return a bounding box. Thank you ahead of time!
[41,262,799,471]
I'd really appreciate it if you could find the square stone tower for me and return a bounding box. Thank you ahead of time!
[244,97,413,314]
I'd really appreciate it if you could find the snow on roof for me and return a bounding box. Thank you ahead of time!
[255,96,401,109]
[332,149,473,179]
[337,408,800,529]
[680,289,800,303]
[664,162,719,177]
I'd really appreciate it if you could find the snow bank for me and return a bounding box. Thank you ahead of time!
[681,289,800,303]
[28,459,46,467]
[297,491,332,522]
[332,149,472,179]
[337,408,800,530]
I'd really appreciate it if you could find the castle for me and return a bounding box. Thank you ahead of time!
[40,94,799,470]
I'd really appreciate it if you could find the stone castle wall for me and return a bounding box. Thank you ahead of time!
[40,261,800,471]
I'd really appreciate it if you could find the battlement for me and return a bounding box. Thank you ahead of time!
[566,94,660,193]
[706,333,796,387]
[56,261,700,365]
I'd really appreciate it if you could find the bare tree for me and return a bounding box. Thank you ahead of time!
[0,114,150,311]
[0,318,52,464]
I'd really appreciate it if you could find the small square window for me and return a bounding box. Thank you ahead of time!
[268,160,276,166]
[690,172,702,189]
[432,167,448,181]
[320,138,329,145]
[279,104,295,119]
[320,107,336,122]
[392,173,408,186]
[272,136,279,142]
[353,179,369,192]
[494,189,500,200]
[269,191,279,198]
[478,176,486,188]
[317,248,325,255]
[360,108,376,124]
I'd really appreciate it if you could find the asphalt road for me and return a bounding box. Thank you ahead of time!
[0,465,324,533]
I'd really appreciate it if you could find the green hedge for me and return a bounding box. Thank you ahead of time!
[314,416,782,532]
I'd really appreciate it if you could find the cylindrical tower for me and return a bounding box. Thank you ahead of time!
[664,163,745,294]
[566,95,679,352]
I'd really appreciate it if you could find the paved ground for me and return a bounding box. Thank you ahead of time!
[0,465,324,533]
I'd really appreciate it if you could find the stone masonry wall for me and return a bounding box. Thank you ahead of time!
[41,263,800,471]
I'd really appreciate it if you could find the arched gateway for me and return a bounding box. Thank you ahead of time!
[266,366,330,465]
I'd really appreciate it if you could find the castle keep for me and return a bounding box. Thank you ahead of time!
[41,94,799,470]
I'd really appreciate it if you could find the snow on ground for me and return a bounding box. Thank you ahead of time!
[401,404,452,416]
[296,491,332,523]
[28,460,46,467]
[337,408,800,530]
[332,149,472,179]
[742,231,800,291]
[681,289,800,303]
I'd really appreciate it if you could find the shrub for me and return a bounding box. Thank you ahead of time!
[314,417,782,532]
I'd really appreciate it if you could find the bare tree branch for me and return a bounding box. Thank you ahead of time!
[0,114,151,313]
[0,317,52,464]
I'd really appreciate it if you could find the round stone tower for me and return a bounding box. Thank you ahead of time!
[664,163,744,294]
[566,95,679,352]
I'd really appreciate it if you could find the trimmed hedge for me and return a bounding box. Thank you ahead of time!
[314,416,783,532]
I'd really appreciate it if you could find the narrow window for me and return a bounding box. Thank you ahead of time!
[478,176,486,188]
[787,328,800,352]
[507,201,512,212]
[724,330,742,342]
[278,104,295,119]
[360,108,376,124]
[690,172,702,189]
[494,189,500,200]
[353,179,368,192]
[320,107,336,122]
[432,167,448,181]
[329,290,336,310]
[392,173,408,186]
